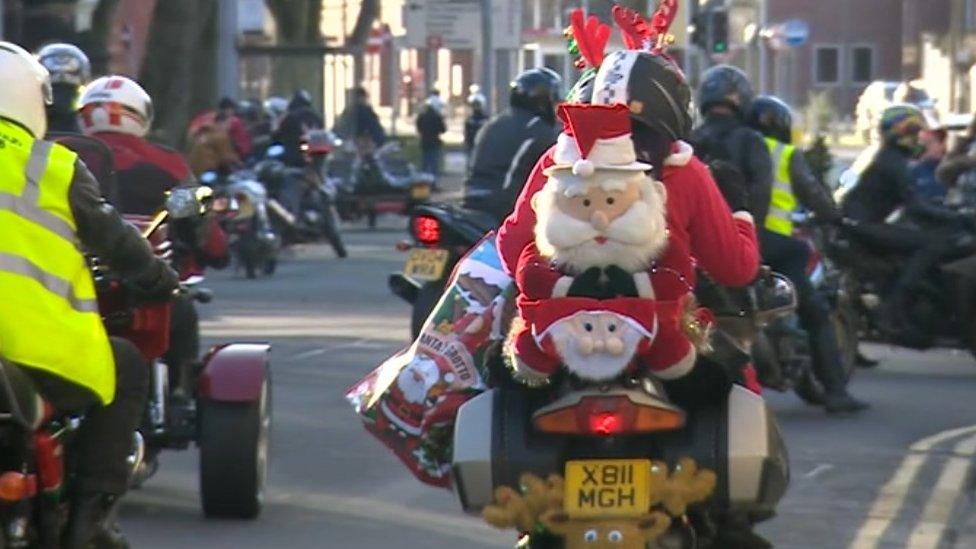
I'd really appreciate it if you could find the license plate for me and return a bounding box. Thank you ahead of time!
[411,184,431,200]
[564,459,651,519]
[404,248,449,282]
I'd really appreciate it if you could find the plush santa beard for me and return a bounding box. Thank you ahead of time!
[546,312,648,381]
[534,175,669,275]
[396,357,442,405]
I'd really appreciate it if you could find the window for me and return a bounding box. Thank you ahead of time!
[815,46,840,85]
[851,46,874,83]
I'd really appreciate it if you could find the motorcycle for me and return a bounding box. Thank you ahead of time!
[827,213,976,357]
[450,293,791,547]
[256,142,347,257]
[0,189,271,548]
[387,203,497,338]
[102,187,272,518]
[203,170,281,279]
[328,140,434,228]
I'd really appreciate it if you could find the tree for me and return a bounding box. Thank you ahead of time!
[140,0,219,146]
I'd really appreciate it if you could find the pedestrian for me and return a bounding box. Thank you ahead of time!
[333,87,387,154]
[416,91,447,178]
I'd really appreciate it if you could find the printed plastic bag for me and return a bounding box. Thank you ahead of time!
[346,234,514,486]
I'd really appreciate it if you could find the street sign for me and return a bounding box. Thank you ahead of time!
[403,0,521,50]
[782,19,810,48]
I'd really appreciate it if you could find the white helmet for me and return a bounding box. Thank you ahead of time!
[0,41,53,138]
[37,43,91,87]
[79,76,154,137]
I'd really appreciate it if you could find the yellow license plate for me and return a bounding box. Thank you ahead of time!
[404,248,449,282]
[564,459,651,519]
[411,185,431,200]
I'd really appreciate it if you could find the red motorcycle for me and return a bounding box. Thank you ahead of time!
[100,189,272,519]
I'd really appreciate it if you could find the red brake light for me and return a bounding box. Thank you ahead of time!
[534,395,685,436]
[413,215,441,245]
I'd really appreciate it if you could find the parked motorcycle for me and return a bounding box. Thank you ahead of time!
[388,203,497,337]
[451,294,791,547]
[203,170,281,279]
[328,140,434,228]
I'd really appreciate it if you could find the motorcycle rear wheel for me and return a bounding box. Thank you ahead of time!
[199,381,270,519]
[793,309,858,405]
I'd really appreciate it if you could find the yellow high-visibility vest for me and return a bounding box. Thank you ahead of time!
[0,119,115,404]
[764,137,799,236]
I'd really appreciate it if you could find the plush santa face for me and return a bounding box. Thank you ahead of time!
[545,311,648,381]
[532,169,668,275]
[396,357,452,405]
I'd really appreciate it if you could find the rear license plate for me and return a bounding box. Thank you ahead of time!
[411,184,431,200]
[404,248,449,282]
[564,459,651,519]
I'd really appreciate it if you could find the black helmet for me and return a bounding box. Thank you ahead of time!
[510,68,563,122]
[36,43,90,87]
[697,64,754,116]
[746,96,793,144]
[590,50,693,141]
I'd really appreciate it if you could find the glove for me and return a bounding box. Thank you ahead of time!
[133,261,180,302]
[567,267,606,299]
[604,266,639,298]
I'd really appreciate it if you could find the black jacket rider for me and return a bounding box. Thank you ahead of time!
[463,107,559,223]
[789,151,839,221]
[691,112,774,224]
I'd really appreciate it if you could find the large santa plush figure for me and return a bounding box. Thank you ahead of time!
[508,102,708,384]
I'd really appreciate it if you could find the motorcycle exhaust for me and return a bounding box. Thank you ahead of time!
[150,360,169,435]
[267,199,297,226]
[127,430,146,478]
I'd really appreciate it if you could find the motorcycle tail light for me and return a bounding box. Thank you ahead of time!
[0,472,37,502]
[412,215,441,246]
[533,396,685,437]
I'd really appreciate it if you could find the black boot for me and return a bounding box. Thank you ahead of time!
[63,492,129,549]
[824,390,870,414]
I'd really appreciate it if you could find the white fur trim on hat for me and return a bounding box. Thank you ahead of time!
[664,141,694,167]
[545,133,651,176]
[652,347,697,380]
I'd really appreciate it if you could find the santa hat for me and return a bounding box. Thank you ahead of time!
[544,103,651,178]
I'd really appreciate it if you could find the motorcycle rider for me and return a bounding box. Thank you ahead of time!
[840,104,971,347]
[78,75,229,395]
[690,65,773,226]
[497,49,766,547]
[0,42,179,547]
[747,96,868,413]
[37,43,91,134]
[279,90,327,167]
[463,68,562,222]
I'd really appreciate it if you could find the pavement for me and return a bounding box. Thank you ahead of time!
[119,151,976,548]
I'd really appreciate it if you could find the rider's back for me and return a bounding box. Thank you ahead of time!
[840,146,911,224]
[93,131,191,215]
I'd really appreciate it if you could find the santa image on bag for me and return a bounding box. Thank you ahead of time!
[507,102,709,384]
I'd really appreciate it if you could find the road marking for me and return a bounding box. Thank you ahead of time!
[803,464,834,480]
[849,425,976,549]
[293,348,327,360]
[905,434,976,548]
[291,339,385,361]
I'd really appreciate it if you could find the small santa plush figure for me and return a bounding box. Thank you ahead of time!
[508,103,706,385]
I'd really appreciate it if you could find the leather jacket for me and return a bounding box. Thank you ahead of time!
[463,107,559,222]
[789,151,839,222]
[69,159,176,289]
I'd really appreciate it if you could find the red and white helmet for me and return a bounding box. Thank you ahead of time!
[79,76,154,137]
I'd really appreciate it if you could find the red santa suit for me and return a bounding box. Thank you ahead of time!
[500,108,759,383]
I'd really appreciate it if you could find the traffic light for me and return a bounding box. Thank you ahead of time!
[708,9,729,54]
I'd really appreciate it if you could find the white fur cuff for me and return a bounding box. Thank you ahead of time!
[633,272,655,299]
[664,141,694,167]
[552,276,574,298]
[652,347,697,380]
[732,211,755,224]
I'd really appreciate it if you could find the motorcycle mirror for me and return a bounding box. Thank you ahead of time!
[200,171,219,186]
[267,144,286,159]
[165,186,211,219]
[755,271,798,320]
